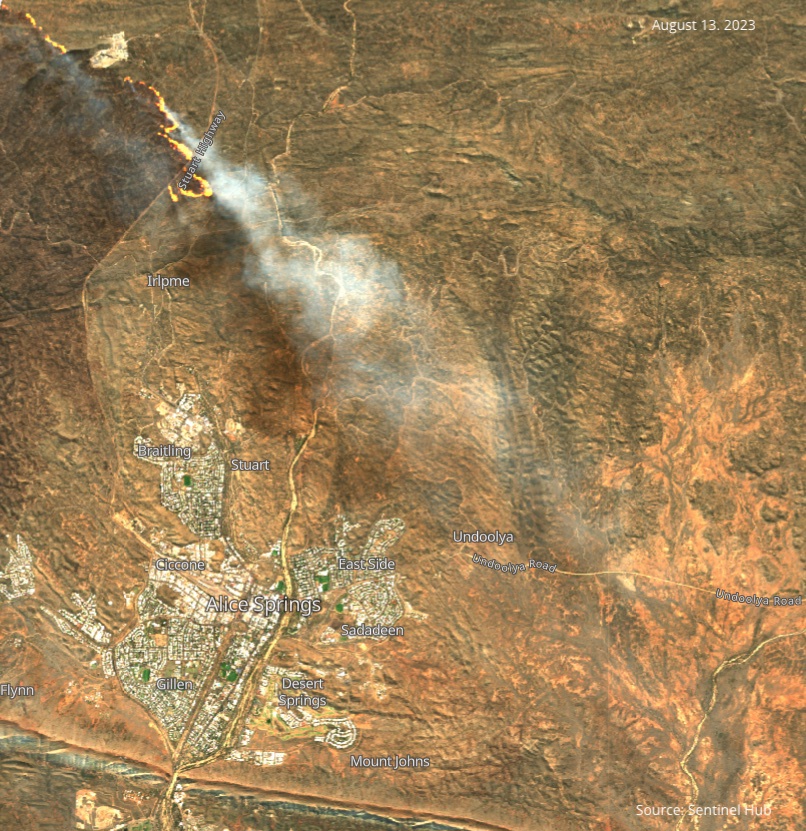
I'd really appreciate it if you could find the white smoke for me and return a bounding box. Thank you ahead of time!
[171,115,410,404]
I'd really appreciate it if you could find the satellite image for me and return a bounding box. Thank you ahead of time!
[0,1,803,830]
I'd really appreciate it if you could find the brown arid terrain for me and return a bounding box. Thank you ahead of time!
[0,1,803,830]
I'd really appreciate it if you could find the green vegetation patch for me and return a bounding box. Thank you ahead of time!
[335,603,344,613]
[276,580,285,593]
[183,474,192,487]
[141,668,151,682]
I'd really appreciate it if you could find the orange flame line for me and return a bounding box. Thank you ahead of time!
[23,12,68,53]
[44,35,67,54]
[122,77,213,199]
[195,176,213,198]
[166,135,194,161]
[181,176,213,198]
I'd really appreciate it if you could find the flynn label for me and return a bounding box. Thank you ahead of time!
[0,684,34,699]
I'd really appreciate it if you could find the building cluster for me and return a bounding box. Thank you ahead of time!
[133,394,226,538]
[313,716,358,749]
[291,545,349,598]
[290,517,407,639]
[102,650,115,678]
[257,665,358,751]
[0,535,35,601]
[177,809,222,831]
[159,443,226,538]
[156,393,214,449]
[360,518,406,560]
[109,449,285,759]
[184,602,281,760]
[225,748,286,766]
[41,591,112,648]
[114,583,221,742]
[108,393,404,765]
[347,576,404,630]
[147,541,254,626]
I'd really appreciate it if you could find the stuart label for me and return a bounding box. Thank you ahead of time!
[230,459,270,471]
